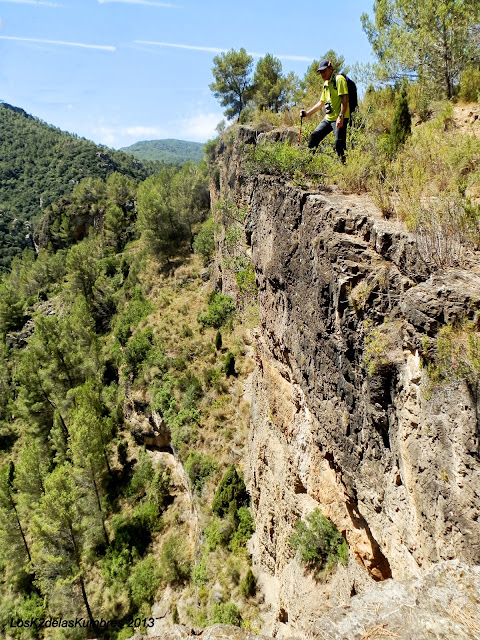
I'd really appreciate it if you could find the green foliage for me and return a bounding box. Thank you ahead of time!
[192,556,209,586]
[193,216,216,265]
[434,319,480,386]
[114,292,153,345]
[185,451,218,493]
[124,327,154,377]
[129,555,161,608]
[204,517,235,551]
[136,167,188,260]
[121,139,204,164]
[224,350,236,377]
[210,48,255,119]
[247,140,334,185]
[253,53,295,112]
[211,601,242,626]
[458,65,480,102]
[198,291,236,329]
[127,451,155,497]
[0,104,154,270]
[389,86,412,155]
[168,408,200,453]
[0,279,25,335]
[240,568,256,598]
[361,0,480,98]
[159,534,191,584]
[203,138,219,162]
[212,466,249,519]
[229,507,254,552]
[290,508,348,577]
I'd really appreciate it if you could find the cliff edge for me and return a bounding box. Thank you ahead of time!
[210,126,480,637]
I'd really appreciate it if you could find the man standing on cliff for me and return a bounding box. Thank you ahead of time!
[300,59,350,162]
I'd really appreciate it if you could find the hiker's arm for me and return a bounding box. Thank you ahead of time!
[301,99,324,118]
[336,94,349,129]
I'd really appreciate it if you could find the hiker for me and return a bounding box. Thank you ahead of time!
[300,59,350,161]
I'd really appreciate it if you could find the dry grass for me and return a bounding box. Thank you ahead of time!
[361,623,400,639]
[449,602,480,635]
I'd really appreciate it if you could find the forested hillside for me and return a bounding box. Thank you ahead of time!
[120,139,204,164]
[0,103,158,272]
[0,144,265,638]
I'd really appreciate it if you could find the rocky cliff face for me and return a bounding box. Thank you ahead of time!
[211,127,480,636]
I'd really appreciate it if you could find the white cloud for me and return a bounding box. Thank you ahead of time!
[135,41,226,54]
[0,35,115,51]
[177,112,221,141]
[134,40,313,62]
[93,112,221,148]
[99,0,179,7]
[0,0,63,6]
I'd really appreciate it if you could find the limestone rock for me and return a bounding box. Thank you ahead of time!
[211,126,480,634]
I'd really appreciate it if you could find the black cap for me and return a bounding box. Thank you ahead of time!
[317,59,332,72]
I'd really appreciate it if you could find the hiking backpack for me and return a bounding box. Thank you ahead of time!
[334,73,358,115]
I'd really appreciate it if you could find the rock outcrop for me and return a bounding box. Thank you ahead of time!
[211,127,480,636]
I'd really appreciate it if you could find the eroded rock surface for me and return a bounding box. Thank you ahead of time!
[210,127,480,634]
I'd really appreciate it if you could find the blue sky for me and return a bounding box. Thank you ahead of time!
[0,0,375,149]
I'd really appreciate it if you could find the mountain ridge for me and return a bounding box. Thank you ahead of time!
[120,138,204,164]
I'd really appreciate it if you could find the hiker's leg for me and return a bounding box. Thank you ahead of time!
[334,118,349,161]
[308,119,333,149]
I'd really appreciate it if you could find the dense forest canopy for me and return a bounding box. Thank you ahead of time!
[120,139,204,164]
[0,103,159,271]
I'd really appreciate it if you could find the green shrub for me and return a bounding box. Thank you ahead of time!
[211,602,242,626]
[127,451,154,497]
[224,350,236,377]
[159,535,191,584]
[168,408,200,453]
[389,86,411,156]
[247,140,334,186]
[458,65,480,102]
[193,217,215,265]
[290,508,348,577]
[204,517,235,551]
[185,451,218,493]
[192,557,209,586]
[147,466,172,511]
[102,546,134,586]
[198,292,236,329]
[114,294,153,345]
[212,466,249,519]
[179,372,204,409]
[240,568,256,598]
[129,555,161,607]
[229,507,254,552]
[124,327,154,377]
[111,510,154,557]
[203,366,222,390]
[235,260,257,296]
[434,319,480,386]
[151,380,176,415]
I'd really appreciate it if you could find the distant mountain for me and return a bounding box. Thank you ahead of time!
[120,139,204,164]
[0,102,157,271]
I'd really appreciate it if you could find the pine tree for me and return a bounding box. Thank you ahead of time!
[69,381,113,545]
[210,48,254,119]
[0,463,32,567]
[389,86,411,155]
[253,54,294,112]
[31,463,97,626]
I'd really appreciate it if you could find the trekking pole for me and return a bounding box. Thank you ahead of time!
[298,115,303,142]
